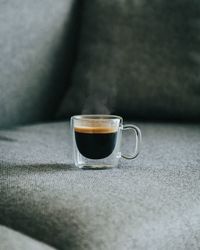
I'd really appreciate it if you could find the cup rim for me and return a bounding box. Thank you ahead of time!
[71,114,122,121]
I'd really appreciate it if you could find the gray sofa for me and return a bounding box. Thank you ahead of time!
[0,1,200,250]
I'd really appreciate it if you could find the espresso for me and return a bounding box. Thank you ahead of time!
[75,127,117,159]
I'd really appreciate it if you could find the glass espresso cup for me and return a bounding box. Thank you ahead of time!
[71,115,141,169]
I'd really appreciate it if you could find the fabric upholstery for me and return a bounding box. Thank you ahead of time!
[0,121,200,250]
[0,225,56,250]
[0,0,78,128]
[58,0,200,121]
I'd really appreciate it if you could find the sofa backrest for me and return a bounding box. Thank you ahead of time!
[58,0,200,122]
[0,0,78,128]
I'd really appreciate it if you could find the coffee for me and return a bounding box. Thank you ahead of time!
[75,127,117,159]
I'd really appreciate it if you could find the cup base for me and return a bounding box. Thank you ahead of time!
[78,164,114,170]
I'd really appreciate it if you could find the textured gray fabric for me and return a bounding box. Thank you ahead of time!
[0,121,200,250]
[58,0,200,120]
[0,225,56,250]
[0,0,78,128]
[0,121,199,170]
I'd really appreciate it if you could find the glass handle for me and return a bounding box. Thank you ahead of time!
[121,124,142,160]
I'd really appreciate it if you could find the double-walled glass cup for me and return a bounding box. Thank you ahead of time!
[71,115,141,169]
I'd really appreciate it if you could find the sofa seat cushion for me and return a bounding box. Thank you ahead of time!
[0,122,200,250]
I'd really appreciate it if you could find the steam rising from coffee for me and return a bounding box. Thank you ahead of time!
[81,71,117,114]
